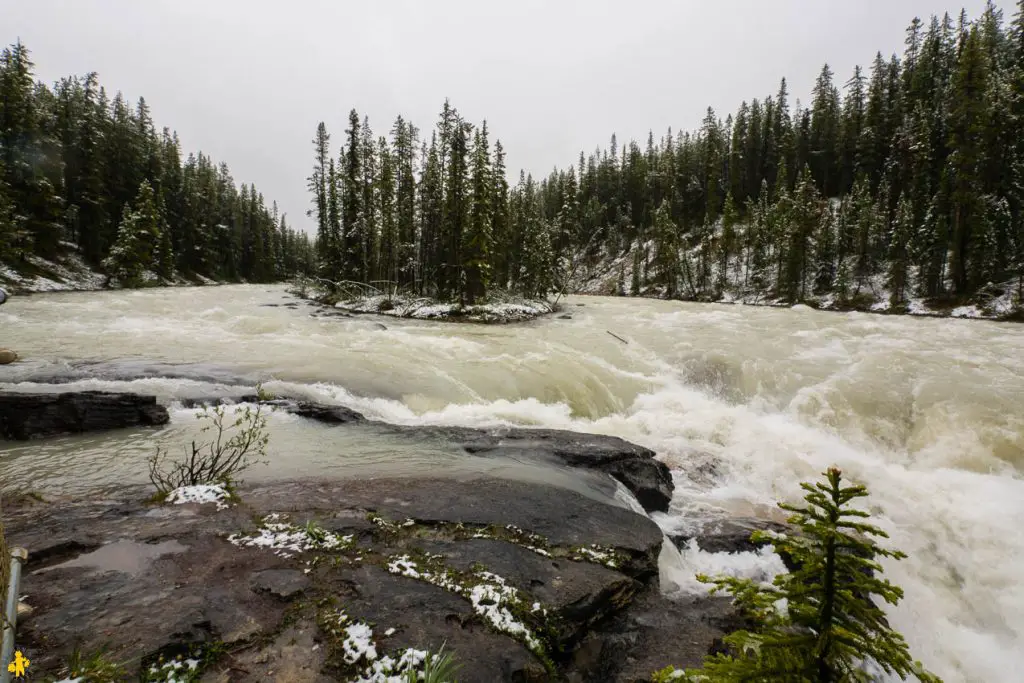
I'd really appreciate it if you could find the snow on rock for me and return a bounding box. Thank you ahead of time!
[165,483,232,510]
[228,515,354,557]
[870,300,892,312]
[951,304,983,319]
[323,609,443,683]
[147,656,201,683]
[907,298,931,315]
[384,555,543,652]
[331,293,553,323]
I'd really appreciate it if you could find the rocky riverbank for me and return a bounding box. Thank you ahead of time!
[0,386,760,681]
[3,469,739,682]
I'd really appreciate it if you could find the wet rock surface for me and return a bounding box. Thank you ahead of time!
[0,390,169,439]
[670,517,790,555]
[5,477,735,682]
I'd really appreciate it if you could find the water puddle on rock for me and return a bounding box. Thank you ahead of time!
[39,539,188,575]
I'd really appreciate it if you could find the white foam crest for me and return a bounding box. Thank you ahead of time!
[0,377,251,399]
[660,538,787,596]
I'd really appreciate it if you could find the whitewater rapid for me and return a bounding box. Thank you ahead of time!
[1,284,1022,682]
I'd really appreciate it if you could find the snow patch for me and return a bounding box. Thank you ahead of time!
[228,515,354,557]
[165,483,232,510]
[384,555,544,652]
[951,304,983,319]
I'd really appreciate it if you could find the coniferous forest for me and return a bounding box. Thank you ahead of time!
[0,41,316,288]
[310,2,1024,315]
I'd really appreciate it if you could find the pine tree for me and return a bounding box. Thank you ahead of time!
[309,122,331,271]
[464,123,492,304]
[652,201,679,297]
[680,467,941,683]
[342,109,364,282]
[888,196,913,305]
[491,139,511,289]
[104,181,161,285]
[376,136,398,288]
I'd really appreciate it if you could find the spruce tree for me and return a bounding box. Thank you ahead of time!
[464,123,493,304]
[679,467,941,683]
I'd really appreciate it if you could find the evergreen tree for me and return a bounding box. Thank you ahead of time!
[888,196,913,304]
[652,201,679,296]
[464,123,492,303]
[342,109,364,282]
[680,468,941,683]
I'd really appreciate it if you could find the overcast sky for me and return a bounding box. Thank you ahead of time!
[5,0,991,233]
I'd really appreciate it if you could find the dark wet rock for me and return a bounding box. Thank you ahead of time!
[559,314,573,319]
[5,477,735,682]
[252,569,311,600]
[321,564,546,682]
[670,517,789,555]
[0,390,169,440]
[417,537,640,650]
[447,427,672,513]
[282,401,366,425]
[280,402,673,514]
[373,322,388,330]
[178,395,259,409]
[573,589,741,682]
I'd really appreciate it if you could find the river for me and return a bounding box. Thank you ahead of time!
[1,284,1022,682]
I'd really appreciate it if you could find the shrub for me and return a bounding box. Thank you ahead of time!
[149,397,269,495]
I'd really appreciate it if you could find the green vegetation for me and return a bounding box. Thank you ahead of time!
[148,398,269,494]
[655,467,940,683]
[407,644,461,683]
[0,41,315,285]
[57,646,127,683]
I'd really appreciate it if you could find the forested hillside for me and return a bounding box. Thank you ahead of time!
[310,1,1024,318]
[0,41,315,290]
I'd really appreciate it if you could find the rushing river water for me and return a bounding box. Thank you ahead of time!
[1,284,1023,682]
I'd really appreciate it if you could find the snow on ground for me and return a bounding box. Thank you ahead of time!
[323,609,442,683]
[951,304,984,319]
[332,293,553,323]
[165,483,233,510]
[228,514,354,558]
[0,250,225,294]
[0,252,107,293]
[568,240,1022,322]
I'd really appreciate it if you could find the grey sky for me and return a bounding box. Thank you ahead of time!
[5,0,992,233]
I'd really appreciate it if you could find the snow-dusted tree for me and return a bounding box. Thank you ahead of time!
[887,196,913,305]
[103,180,162,285]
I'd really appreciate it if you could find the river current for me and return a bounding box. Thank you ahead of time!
[1,284,1022,682]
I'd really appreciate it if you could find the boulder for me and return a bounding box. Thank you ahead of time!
[0,390,169,440]
[0,348,17,364]
[278,403,674,513]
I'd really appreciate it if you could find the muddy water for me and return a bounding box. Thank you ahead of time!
[1,284,1022,682]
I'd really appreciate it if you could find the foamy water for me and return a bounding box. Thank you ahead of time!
[1,284,1022,682]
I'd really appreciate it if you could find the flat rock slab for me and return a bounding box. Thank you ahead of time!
[4,477,735,681]
[0,390,169,439]
[242,478,664,569]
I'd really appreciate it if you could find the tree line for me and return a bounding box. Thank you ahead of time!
[0,41,315,286]
[311,2,1024,312]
